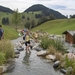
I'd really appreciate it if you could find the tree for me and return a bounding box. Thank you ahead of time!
[2,17,9,25]
[31,20,35,28]
[24,21,30,29]
[27,17,30,20]
[6,17,9,24]
[37,16,47,25]
[12,9,21,31]
[2,18,6,25]
[49,14,56,20]
[22,15,25,19]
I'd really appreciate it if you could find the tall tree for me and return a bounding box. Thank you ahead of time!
[12,9,20,31]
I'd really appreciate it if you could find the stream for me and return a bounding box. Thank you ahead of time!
[3,37,64,75]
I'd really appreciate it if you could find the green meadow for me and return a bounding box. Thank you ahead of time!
[32,18,75,34]
[3,25,19,40]
[0,11,75,39]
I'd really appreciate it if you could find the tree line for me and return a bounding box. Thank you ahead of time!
[1,10,56,30]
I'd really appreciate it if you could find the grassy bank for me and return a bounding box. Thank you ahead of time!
[3,25,19,40]
[32,18,75,34]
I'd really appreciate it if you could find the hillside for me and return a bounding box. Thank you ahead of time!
[32,19,75,34]
[24,4,66,19]
[0,5,13,13]
[2,25,19,40]
[0,5,66,30]
[0,11,42,29]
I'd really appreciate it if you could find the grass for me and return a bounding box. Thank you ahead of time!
[32,18,75,34]
[0,12,75,35]
[0,11,42,29]
[2,25,19,40]
[0,40,14,65]
[1,11,75,35]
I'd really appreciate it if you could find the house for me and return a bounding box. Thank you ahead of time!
[62,30,75,44]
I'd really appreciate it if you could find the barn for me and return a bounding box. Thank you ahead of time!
[62,30,75,44]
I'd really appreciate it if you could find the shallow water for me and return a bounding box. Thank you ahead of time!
[4,37,64,75]
[4,50,64,75]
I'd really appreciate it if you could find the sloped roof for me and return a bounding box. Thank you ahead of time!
[62,30,75,36]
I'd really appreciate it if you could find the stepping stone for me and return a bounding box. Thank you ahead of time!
[15,50,20,54]
[17,47,24,51]
[53,60,60,68]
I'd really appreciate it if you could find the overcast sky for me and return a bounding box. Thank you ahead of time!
[0,0,75,16]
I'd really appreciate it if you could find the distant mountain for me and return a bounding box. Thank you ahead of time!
[24,4,66,19]
[0,5,13,13]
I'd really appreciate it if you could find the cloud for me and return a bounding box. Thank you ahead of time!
[50,5,67,10]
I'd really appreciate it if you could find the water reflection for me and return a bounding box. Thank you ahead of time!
[23,51,31,65]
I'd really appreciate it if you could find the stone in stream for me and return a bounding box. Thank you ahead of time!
[34,46,43,51]
[14,54,19,58]
[60,67,73,74]
[14,50,20,54]
[53,60,60,68]
[0,59,15,74]
[60,69,67,74]
[17,47,24,51]
[37,50,47,56]
[6,59,15,72]
[0,66,7,74]
[46,54,56,61]
[6,63,15,72]
[66,66,73,73]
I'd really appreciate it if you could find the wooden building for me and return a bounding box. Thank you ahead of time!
[62,30,75,44]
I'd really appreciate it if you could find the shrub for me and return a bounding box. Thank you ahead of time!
[0,40,14,60]
[64,55,75,75]
[55,52,63,61]
[0,52,6,66]
[47,45,56,55]
[53,39,66,53]
[40,36,52,49]
[64,55,75,68]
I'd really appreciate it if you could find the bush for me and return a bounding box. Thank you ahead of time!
[47,45,56,55]
[0,52,6,66]
[64,55,75,68]
[53,39,66,53]
[0,40,14,60]
[64,55,75,75]
[40,36,51,49]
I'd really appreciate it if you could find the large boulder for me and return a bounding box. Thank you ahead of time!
[64,53,75,60]
[46,54,56,61]
[37,50,47,56]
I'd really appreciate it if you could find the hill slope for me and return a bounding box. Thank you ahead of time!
[3,25,19,40]
[0,5,13,13]
[32,19,75,34]
[24,4,66,19]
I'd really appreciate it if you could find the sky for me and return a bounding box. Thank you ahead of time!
[0,0,75,16]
